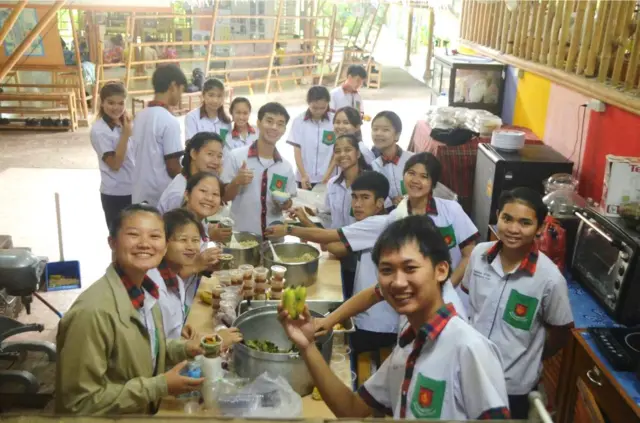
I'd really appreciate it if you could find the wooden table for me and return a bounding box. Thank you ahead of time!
[158,251,343,418]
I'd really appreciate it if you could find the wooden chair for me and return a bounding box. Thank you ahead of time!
[367,62,382,89]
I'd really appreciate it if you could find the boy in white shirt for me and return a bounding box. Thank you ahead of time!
[278,215,510,420]
[330,64,367,115]
[131,65,186,206]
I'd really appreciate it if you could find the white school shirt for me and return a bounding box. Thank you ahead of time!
[372,147,414,200]
[90,117,135,196]
[131,105,183,206]
[358,305,509,420]
[225,124,260,149]
[221,142,297,235]
[185,106,232,141]
[324,174,356,229]
[147,267,187,340]
[139,289,159,370]
[358,141,376,165]
[338,215,399,333]
[462,241,574,395]
[330,85,364,114]
[287,111,336,184]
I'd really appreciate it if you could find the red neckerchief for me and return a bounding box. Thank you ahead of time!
[231,123,256,138]
[247,141,283,235]
[157,261,180,296]
[381,146,402,165]
[114,264,159,310]
[303,109,330,122]
[484,241,539,276]
[247,141,283,162]
[147,100,170,111]
[407,195,438,216]
[342,83,358,94]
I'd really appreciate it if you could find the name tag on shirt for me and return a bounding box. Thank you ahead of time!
[270,173,288,192]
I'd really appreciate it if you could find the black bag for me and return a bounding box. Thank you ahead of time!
[430,127,478,147]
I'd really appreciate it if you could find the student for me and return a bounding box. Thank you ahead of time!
[330,64,367,115]
[321,106,375,183]
[226,97,259,149]
[183,172,225,246]
[185,78,232,141]
[279,215,510,420]
[90,82,135,230]
[266,172,398,378]
[462,187,573,419]
[288,86,335,189]
[222,102,296,236]
[56,204,205,415]
[131,65,186,206]
[370,111,414,206]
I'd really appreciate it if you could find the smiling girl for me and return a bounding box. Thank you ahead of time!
[185,78,232,140]
[90,82,135,230]
[227,97,259,149]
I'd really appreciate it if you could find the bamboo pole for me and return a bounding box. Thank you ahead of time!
[532,0,548,61]
[0,1,66,82]
[625,10,640,89]
[506,5,518,54]
[597,0,621,82]
[500,5,510,53]
[493,2,505,50]
[265,0,284,94]
[518,1,531,58]
[69,8,89,120]
[555,0,574,68]
[124,13,135,91]
[0,1,27,46]
[460,0,468,40]
[513,2,525,57]
[565,0,587,73]
[586,0,611,77]
[548,0,565,65]
[468,0,477,43]
[611,1,634,84]
[405,6,414,67]
[525,1,538,60]
[539,0,555,63]
[204,0,221,81]
[478,2,487,46]
[576,0,596,75]
[318,5,337,85]
[92,41,103,115]
[424,6,435,81]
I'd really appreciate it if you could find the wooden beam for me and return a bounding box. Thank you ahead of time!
[265,0,284,94]
[597,0,621,82]
[555,0,573,68]
[576,0,596,75]
[586,0,611,77]
[565,0,587,73]
[625,7,640,89]
[423,6,435,81]
[0,1,27,46]
[461,40,640,116]
[318,5,337,85]
[610,1,634,85]
[69,8,89,120]
[124,13,135,91]
[0,1,66,83]
[204,0,221,83]
[532,0,547,60]
[405,6,414,67]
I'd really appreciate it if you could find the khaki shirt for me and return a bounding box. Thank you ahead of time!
[55,265,189,415]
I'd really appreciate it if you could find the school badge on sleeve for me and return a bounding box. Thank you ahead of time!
[503,289,539,331]
[270,173,288,192]
[410,374,445,418]
[438,225,457,249]
[322,130,336,146]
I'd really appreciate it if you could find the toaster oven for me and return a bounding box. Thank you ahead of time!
[572,208,640,325]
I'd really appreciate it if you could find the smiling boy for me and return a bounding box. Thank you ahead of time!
[461,187,573,418]
[279,215,510,420]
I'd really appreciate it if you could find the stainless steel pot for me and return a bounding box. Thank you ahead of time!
[223,232,261,267]
[261,242,320,287]
[232,306,333,396]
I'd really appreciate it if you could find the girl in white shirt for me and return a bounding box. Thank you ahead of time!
[185,78,232,140]
[90,82,135,230]
[227,97,259,149]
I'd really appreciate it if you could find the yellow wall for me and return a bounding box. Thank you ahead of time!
[512,71,551,138]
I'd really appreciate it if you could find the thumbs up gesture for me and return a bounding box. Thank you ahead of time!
[234,161,254,186]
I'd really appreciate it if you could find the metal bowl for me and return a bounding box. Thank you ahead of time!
[232,305,333,396]
[223,232,261,267]
[262,242,320,287]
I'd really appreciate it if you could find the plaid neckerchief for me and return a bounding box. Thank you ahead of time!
[231,123,256,138]
[477,407,511,420]
[114,265,159,310]
[398,303,457,419]
[484,241,539,276]
[157,261,180,296]
[381,146,403,165]
[407,195,438,216]
[342,83,358,94]
[303,109,330,122]
[147,100,170,111]
[247,141,283,162]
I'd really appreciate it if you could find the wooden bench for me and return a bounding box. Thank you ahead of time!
[0,92,79,131]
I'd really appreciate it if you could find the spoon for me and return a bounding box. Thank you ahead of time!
[268,240,282,263]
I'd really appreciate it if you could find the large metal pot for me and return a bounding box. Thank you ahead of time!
[223,232,261,267]
[232,306,333,396]
[262,242,320,287]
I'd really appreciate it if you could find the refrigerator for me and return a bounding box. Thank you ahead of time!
[471,143,574,241]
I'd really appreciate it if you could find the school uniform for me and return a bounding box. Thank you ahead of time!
[131,103,184,206]
[330,85,364,114]
[462,241,573,418]
[225,123,259,149]
[358,141,377,166]
[147,265,187,340]
[221,141,297,236]
[287,110,336,185]
[185,106,232,141]
[90,116,135,228]
[358,303,510,420]
[372,147,414,200]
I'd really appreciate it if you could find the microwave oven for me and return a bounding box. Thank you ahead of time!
[572,208,640,326]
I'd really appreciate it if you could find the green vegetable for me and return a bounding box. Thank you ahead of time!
[244,339,299,354]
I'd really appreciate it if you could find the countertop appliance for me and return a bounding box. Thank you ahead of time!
[589,327,640,371]
[471,143,574,240]
[572,208,640,326]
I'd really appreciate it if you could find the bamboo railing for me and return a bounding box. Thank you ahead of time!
[460,0,640,115]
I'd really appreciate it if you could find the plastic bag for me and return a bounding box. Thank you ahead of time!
[536,215,567,270]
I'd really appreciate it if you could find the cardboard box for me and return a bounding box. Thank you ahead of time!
[601,155,640,216]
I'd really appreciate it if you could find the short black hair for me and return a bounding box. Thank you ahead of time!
[346,64,367,79]
[306,85,330,103]
[152,65,188,94]
[351,171,389,201]
[109,203,163,238]
[163,208,205,240]
[372,215,452,280]
[182,132,224,178]
[498,187,548,227]
[372,110,402,134]
[257,102,290,124]
[404,152,442,187]
[185,171,224,198]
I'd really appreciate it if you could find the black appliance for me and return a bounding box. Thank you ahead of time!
[589,327,640,371]
[572,208,640,326]
[471,143,574,241]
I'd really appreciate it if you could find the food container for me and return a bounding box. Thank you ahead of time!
[271,190,291,205]
[269,290,282,300]
[262,243,320,287]
[239,264,254,280]
[253,266,268,283]
[215,270,231,286]
[254,283,267,295]
[270,265,286,281]
[232,306,333,396]
[217,253,235,270]
[230,269,243,286]
[201,334,222,357]
[224,232,262,267]
[270,278,285,290]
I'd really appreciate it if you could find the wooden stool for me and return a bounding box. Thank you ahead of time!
[367,62,382,89]
[355,347,393,388]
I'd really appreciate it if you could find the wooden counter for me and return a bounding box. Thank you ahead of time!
[158,251,344,418]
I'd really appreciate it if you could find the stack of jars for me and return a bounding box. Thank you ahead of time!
[229,269,243,288]
[239,264,254,300]
[211,286,223,313]
[269,265,287,300]
[253,267,269,300]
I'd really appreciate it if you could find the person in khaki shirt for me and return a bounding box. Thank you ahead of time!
[56,204,214,415]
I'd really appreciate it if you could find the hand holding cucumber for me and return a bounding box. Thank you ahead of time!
[277,286,315,351]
